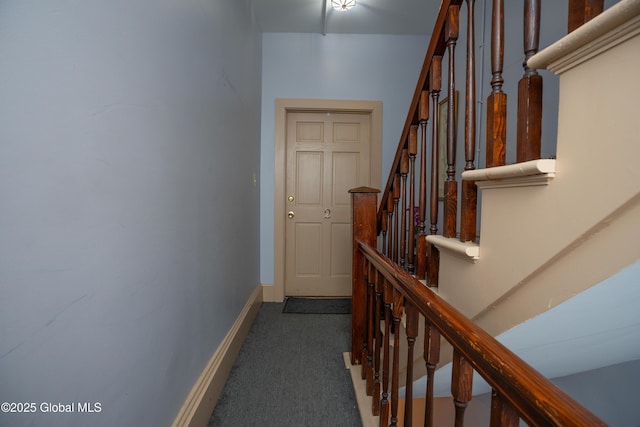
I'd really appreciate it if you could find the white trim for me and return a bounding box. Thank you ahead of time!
[171,285,263,427]
[463,159,556,189]
[462,159,555,181]
[261,283,277,302]
[528,0,640,73]
[474,174,555,189]
[426,235,480,263]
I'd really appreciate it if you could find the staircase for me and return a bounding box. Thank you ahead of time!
[437,0,640,330]
[349,0,640,425]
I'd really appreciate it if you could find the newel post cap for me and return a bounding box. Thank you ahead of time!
[348,186,380,194]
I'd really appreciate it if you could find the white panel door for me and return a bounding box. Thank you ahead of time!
[285,111,371,296]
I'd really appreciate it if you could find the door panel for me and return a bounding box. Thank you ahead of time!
[285,111,371,296]
[332,152,360,206]
[296,152,323,205]
[333,121,361,143]
[295,223,322,276]
[296,121,323,142]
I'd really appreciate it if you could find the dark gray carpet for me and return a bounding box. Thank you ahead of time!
[208,303,361,427]
[282,297,351,314]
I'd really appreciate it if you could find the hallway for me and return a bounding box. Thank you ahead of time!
[209,303,361,426]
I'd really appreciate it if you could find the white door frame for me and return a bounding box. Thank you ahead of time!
[273,98,383,302]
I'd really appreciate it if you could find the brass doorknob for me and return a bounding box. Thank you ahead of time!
[287,211,295,219]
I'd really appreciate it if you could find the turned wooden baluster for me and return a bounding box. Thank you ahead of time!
[452,349,473,427]
[389,290,404,427]
[365,263,376,391]
[407,126,418,273]
[460,0,477,243]
[568,0,604,33]
[418,90,429,238]
[428,57,442,287]
[379,281,393,427]
[372,272,384,416]
[416,91,430,279]
[423,322,441,427]
[386,193,394,259]
[400,149,409,269]
[516,0,542,163]
[381,210,388,255]
[361,260,370,380]
[403,301,419,427]
[489,389,518,427]
[444,5,460,239]
[486,0,507,168]
[392,174,401,263]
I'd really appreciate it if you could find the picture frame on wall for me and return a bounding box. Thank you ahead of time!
[437,91,458,199]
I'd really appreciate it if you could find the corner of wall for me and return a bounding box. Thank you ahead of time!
[261,283,282,302]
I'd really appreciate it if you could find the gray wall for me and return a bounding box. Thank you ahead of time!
[0,1,261,426]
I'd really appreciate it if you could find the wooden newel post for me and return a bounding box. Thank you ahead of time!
[350,186,380,365]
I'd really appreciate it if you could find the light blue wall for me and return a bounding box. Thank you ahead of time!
[0,1,261,426]
[260,33,428,284]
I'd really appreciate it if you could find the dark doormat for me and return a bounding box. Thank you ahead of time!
[282,297,351,314]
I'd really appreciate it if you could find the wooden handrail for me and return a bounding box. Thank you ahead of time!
[357,240,608,426]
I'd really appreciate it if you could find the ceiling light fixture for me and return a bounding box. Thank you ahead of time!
[331,0,356,12]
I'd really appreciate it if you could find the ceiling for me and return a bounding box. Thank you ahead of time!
[251,0,441,35]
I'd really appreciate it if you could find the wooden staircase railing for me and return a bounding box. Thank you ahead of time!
[349,229,608,426]
[353,186,609,425]
[375,0,604,288]
[350,0,610,425]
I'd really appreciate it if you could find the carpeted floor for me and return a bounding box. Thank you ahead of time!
[208,303,361,427]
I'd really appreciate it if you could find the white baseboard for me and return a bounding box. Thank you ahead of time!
[261,283,280,302]
[172,284,263,427]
